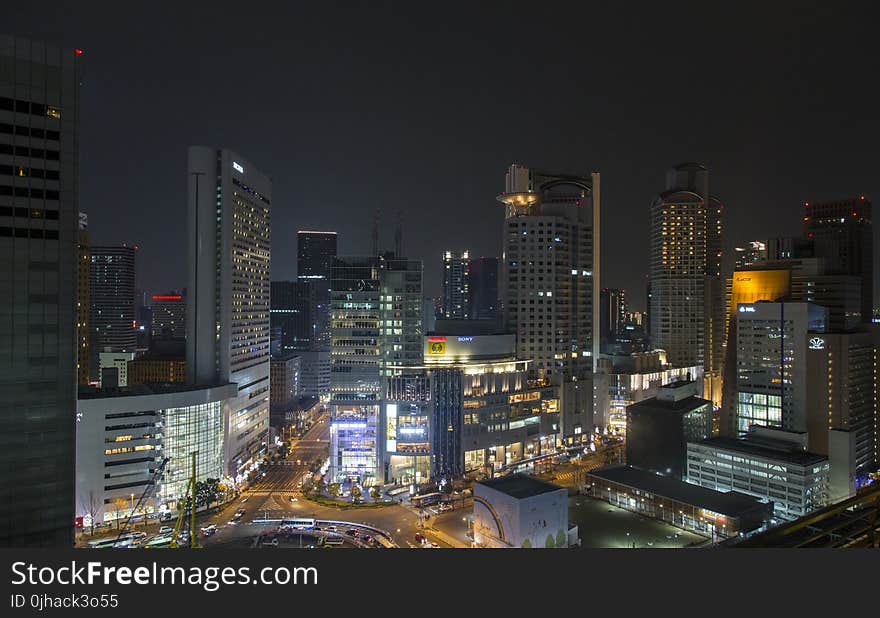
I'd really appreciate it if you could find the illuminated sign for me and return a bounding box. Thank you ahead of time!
[809,337,826,350]
[152,295,182,301]
[738,305,756,313]
[457,336,474,342]
[428,340,447,355]
[232,161,244,173]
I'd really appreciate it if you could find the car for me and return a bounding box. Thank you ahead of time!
[439,503,454,513]
[227,520,238,525]
[261,538,279,547]
[289,497,298,502]
[414,532,426,545]
[346,528,359,537]
[326,525,338,532]
[158,526,173,535]
[241,497,249,503]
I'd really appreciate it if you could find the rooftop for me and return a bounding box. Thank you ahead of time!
[691,437,828,467]
[626,393,711,413]
[477,474,564,499]
[78,382,234,400]
[588,465,770,518]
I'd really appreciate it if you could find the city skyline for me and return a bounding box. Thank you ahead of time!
[7,5,877,308]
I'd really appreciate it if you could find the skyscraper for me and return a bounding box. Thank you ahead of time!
[442,250,470,319]
[0,36,81,546]
[151,290,185,340]
[734,241,767,269]
[599,288,627,347]
[803,196,873,322]
[328,253,423,483]
[497,164,600,440]
[649,163,724,404]
[89,245,137,381]
[297,230,336,347]
[77,212,90,385]
[186,146,271,480]
[468,256,500,321]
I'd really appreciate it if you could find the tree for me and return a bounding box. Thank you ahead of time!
[369,486,382,501]
[521,538,532,548]
[112,498,129,530]
[312,479,325,495]
[545,533,555,549]
[195,478,221,509]
[350,485,362,501]
[556,529,567,548]
[328,482,341,497]
[79,490,101,535]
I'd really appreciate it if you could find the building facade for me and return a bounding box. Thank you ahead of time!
[649,163,723,405]
[0,36,81,546]
[151,291,185,341]
[442,250,470,319]
[468,256,499,321]
[186,146,271,480]
[297,230,336,348]
[89,245,137,380]
[497,164,600,440]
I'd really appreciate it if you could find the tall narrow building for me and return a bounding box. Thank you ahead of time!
[186,146,271,480]
[468,256,500,321]
[77,212,90,385]
[649,163,724,405]
[89,245,137,380]
[297,230,336,347]
[442,250,470,319]
[0,36,81,546]
[497,164,600,440]
[803,196,873,323]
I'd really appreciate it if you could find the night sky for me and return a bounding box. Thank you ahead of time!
[9,3,878,309]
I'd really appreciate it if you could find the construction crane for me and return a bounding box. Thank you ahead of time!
[114,457,170,547]
[170,451,201,549]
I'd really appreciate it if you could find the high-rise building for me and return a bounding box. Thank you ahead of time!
[0,36,81,546]
[151,290,186,341]
[89,245,137,380]
[804,196,873,322]
[468,256,500,321]
[77,213,90,385]
[186,146,271,480]
[649,163,724,405]
[297,230,336,348]
[442,250,470,319]
[328,253,423,483]
[271,279,318,352]
[497,164,600,441]
[599,288,627,347]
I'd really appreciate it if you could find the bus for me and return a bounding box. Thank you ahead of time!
[87,531,144,549]
[411,492,442,508]
[143,535,174,548]
[322,536,343,547]
[280,517,316,530]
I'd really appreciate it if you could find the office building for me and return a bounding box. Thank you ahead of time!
[473,475,573,548]
[0,36,81,546]
[271,279,319,353]
[625,380,713,480]
[270,352,300,417]
[77,212,90,385]
[733,302,827,436]
[98,350,136,388]
[297,349,330,399]
[587,465,772,538]
[497,164,600,440]
[804,196,873,323]
[151,290,185,341]
[649,163,723,405]
[90,245,137,379]
[328,253,423,483]
[595,350,703,433]
[599,287,627,348]
[297,230,336,347]
[75,383,236,526]
[468,256,500,321]
[186,146,271,480]
[442,250,470,319]
[127,356,186,385]
[687,428,830,520]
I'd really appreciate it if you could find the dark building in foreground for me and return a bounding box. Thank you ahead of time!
[625,380,713,480]
[587,465,772,539]
[0,36,81,546]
